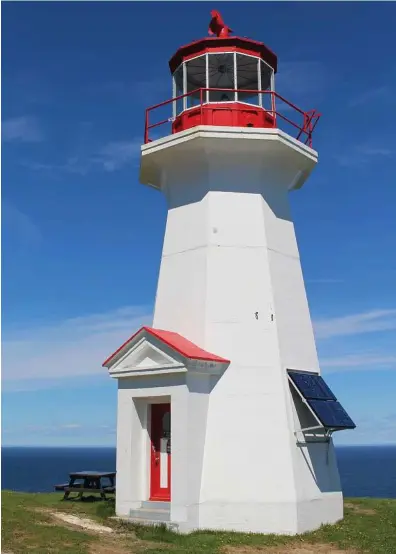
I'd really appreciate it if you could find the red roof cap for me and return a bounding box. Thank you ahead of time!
[168,36,278,74]
[103,326,230,367]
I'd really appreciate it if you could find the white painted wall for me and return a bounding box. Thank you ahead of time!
[114,126,344,533]
[115,371,216,527]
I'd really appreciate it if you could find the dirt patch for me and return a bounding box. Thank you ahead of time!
[34,508,114,534]
[36,521,58,527]
[34,508,161,553]
[223,544,359,554]
[48,511,114,534]
[344,502,376,516]
[87,540,135,554]
[87,533,165,554]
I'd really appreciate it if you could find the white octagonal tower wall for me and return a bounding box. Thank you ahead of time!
[136,125,343,534]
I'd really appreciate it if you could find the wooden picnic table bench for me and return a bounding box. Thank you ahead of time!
[55,471,116,500]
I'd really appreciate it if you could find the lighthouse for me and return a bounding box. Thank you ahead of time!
[103,11,355,535]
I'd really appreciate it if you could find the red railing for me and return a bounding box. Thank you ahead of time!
[144,88,321,148]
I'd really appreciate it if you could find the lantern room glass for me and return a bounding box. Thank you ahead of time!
[186,56,206,108]
[208,53,236,102]
[173,64,184,115]
[236,53,259,105]
[172,52,274,116]
[260,59,274,112]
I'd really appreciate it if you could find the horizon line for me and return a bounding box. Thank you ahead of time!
[3,443,396,449]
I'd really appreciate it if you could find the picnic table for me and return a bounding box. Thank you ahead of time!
[55,471,116,500]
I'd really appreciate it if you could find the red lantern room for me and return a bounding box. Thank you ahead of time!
[145,11,320,147]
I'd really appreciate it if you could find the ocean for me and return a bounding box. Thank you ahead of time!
[2,445,396,498]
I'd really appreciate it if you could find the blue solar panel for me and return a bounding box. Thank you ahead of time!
[307,400,356,429]
[287,370,356,430]
[288,371,336,400]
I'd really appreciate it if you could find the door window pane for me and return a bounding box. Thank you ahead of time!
[162,411,170,438]
[162,411,171,454]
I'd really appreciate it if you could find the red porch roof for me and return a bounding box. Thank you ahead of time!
[103,326,230,367]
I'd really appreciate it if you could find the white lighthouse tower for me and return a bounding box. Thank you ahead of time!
[104,11,355,535]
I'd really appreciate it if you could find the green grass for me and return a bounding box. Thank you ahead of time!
[1,491,94,553]
[2,491,396,553]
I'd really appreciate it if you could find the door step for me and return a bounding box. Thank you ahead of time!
[142,501,170,511]
[111,515,178,531]
[129,501,170,523]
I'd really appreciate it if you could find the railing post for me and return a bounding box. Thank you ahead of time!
[200,88,203,125]
[303,111,314,148]
[144,109,149,144]
[271,91,276,127]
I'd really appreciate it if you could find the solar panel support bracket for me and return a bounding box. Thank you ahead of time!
[294,426,335,447]
[295,425,324,434]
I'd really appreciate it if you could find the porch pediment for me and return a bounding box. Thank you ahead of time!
[103,326,230,379]
[106,337,185,378]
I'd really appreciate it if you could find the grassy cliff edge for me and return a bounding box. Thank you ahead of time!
[2,491,396,553]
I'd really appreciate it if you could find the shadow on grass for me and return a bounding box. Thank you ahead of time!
[95,497,116,519]
[63,496,105,503]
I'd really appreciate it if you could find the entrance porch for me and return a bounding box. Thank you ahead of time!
[103,326,229,529]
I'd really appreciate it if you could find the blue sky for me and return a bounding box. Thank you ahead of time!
[2,2,395,447]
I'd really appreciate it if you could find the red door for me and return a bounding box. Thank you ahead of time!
[150,403,171,501]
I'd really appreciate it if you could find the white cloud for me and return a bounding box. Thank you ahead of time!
[2,116,44,142]
[335,143,394,167]
[2,201,42,246]
[277,61,328,97]
[316,310,396,373]
[97,78,170,106]
[2,422,117,445]
[356,145,393,157]
[25,424,81,431]
[349,86,393,107]
[23,138,141,175]
[321,353,396,372]
[2,305,152,383]
[95,140,141,171]
[11,423,115,436]
[335,413,396,446]
[61,424,82,429]
[314,309,396,339]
